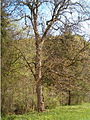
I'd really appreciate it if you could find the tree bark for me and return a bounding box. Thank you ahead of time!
[36,83,45,112]
[35,40,45,112]
[68,90,71,105]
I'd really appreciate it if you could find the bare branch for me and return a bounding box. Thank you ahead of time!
[14,46,36,79]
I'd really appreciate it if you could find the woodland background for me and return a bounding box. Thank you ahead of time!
[1,0,90,116]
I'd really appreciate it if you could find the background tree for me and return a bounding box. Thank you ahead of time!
[43,33,90,105]
[1,6,18,114]
[1,7,36,113]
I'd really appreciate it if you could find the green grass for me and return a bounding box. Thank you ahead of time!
[2,103,90,120]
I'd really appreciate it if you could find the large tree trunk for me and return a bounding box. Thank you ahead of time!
[32,3,45,111]
[36,83,45,112]
[35,41,45,112]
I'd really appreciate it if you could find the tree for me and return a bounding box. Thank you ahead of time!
[4,0,90,112]
[1,7,16,114]
[43,33,90,105]
[1,3,25,114]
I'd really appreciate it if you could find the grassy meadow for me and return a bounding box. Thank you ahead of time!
[2,103,90,120]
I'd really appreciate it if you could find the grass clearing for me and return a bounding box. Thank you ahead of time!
[2,103,90,120]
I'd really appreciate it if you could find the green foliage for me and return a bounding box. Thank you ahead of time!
[1,4,36,115]
[1,8,17,115]
[2,103,90,120]
[44,87,60,109]
[1,6,90,113]
[43,33,90,105]
[45,97,60,109]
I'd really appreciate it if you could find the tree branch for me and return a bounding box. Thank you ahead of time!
[14,46,36,79]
